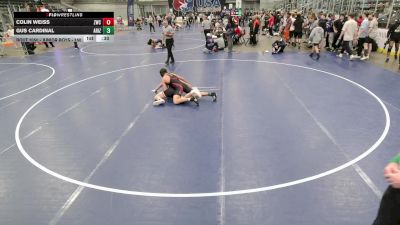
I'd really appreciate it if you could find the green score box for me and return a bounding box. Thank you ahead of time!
[103,26,114,35]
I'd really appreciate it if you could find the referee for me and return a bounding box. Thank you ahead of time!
[162,20,175,65]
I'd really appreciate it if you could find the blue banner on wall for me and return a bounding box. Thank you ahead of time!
[127,0,134,26]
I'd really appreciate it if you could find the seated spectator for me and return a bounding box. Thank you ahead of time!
[203,33,217,53]
[214,34,225,50]
[213,25,224,36]
[233,26,244,44]
[271,38,286,54]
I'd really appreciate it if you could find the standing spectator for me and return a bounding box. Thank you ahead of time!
[239,15,243,27]
[325,14,335,51]
[385,20,400,64]
[202,16,212,40]
[361,13,378,60]
[293,13,304,49]
[303,15,310,39]
[318,13,327,31]
[283,12,293,43]
[309,21,324,60]
[274,12,281,33]
[185,16,191,29]
[225,16,235,53]
[289,13,296,45]
[166,13,172,25]
[249,17,254,36]
[157,15,162,27]
[250,16,260,45]
[268,13,275,37]
[261,13,267,35]
[309,13,318,32]
[336,13,358,59]
[332,14,345,51]
[353,12,369,60]
[148,15,155,33]
[162,20,175,65]
[4,24,18,48]
[371,154,400,225]
[357,15,363,27]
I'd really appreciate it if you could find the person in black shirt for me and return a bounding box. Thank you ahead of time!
[293,14,304,49]
[386,21,400,63]
[318,13,327,31]
[271,38,286,54]
[370,155,400,225]
[332,14,344,51]
[325,14,335,50]
[204,33,217,53]
[274,13,281,32]
[225,16,235,52]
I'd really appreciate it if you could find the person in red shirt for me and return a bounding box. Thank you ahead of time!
[253,16,261,32]
[268,13,275,37]
[234,26,241,36]
[250,16,261,45]
[357,15,363,27]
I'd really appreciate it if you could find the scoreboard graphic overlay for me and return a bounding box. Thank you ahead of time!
[13,12,114,43]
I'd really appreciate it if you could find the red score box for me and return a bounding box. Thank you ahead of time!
[102,18,114,26]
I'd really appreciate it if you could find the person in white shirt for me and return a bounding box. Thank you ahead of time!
[352,12,369,60]
[337,13,358,59]
[202,16,212,39]
[361,13,378,60]
[162,20,175,64]
[148,15,155,32]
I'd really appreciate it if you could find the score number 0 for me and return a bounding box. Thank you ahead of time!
[103,18,114,26]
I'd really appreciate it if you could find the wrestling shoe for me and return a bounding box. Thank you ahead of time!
[190,97,199,106]
[360,55,369,61]
[210,92,217,102]
[153,99,165,106]
[385,58,390,63]
[350,55,360,60]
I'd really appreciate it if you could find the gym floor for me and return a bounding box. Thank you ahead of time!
[0,25,399,225]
